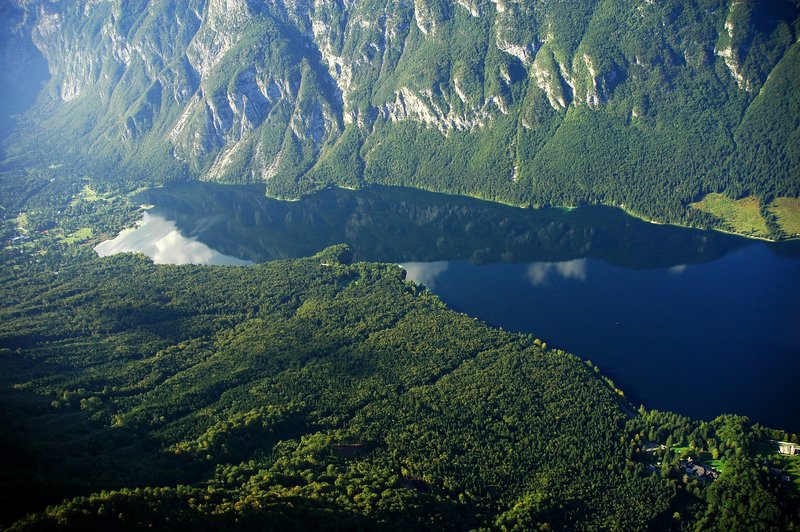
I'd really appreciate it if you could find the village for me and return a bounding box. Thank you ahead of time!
[642,439,799,486]
[641,441,722,483]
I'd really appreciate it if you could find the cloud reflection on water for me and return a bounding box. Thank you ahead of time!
[94,212,252,266]
[526,259,588,287]
[401,261,450,288]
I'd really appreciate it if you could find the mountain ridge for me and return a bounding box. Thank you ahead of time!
[2,0,799,232]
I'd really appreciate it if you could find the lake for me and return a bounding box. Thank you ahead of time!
[96,182,800,432]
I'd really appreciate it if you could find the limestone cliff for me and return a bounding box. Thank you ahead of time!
[3,0,799,214]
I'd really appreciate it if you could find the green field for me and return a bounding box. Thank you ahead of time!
[707,459,727,473]
[695,451,728,473]
[58,227,93,244]
[769,197,800,237]
[690,193,770,238]
[14,212,29,232]
[672,446,689,456]
[69,185,103,207]
[670,447,728,473]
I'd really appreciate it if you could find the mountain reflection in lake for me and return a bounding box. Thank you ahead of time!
[96,183,800,432]
[131,182,758,268]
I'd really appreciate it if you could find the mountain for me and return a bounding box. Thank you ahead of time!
[1,3,800,529]
[2,0,799,231]
[0,1,49,149]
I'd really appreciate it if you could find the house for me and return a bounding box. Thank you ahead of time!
[643,441,666,453]
[770,440,798,455]
[679,458,720,482]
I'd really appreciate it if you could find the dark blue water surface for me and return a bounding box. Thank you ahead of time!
[404,246,800,432]
[98,183,800,432]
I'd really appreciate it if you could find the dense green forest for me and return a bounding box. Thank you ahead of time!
[1,0,799,238]
[1,187,799,530]
[1,0,799,528]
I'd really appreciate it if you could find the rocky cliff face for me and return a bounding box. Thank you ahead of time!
[0,1,49,142]
[4,0,799,210]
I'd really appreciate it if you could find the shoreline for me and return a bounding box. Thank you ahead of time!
[259,181,799,244]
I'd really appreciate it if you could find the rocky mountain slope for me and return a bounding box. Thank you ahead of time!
[2,0,799,223]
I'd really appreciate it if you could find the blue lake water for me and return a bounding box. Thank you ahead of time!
[403,247,800,431]
[96,183,800,432]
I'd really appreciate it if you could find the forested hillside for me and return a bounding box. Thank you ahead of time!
[1,239,799,530]
[1,1,799,529]
[1,0,799,236]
